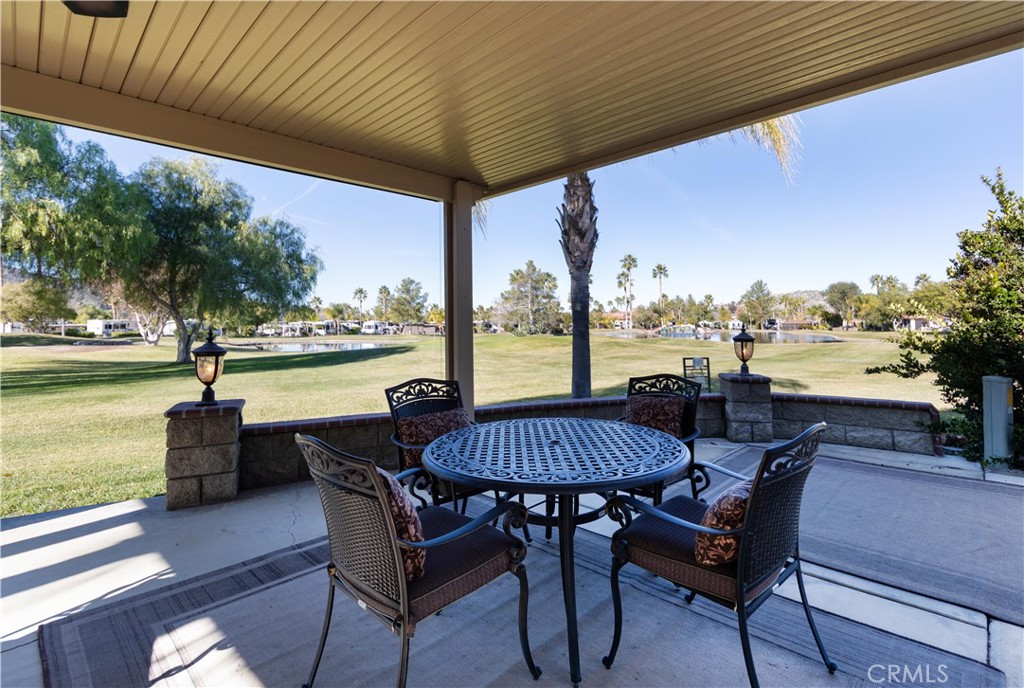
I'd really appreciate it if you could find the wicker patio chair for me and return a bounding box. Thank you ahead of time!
[602,422,836,688]
[384,377,484,511]
[618,373,703,505]
[295,434,542,688]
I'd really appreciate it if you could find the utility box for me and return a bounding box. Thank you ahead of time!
[982,376,1014,461]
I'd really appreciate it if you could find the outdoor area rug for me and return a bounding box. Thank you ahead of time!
[39,524,1003,687]
[703,447,1024,626]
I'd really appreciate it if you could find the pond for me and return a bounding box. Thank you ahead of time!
[252,341,396,353]
[610,330,843,344]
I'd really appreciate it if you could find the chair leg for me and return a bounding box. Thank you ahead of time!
[518,493,533,543]
[602,555,626,669]
[737,605,760,688]
[397,626,410,688]
[796,563,838,674]
[683,589,696,604]
[513,564,543,679]
[304,578,335,688]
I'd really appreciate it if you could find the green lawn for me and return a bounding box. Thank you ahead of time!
[0,331,942,517]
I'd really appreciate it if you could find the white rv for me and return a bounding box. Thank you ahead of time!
[361,320,389,335]
[86,319,133,338]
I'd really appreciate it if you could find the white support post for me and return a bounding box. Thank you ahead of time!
[445,181,481,415]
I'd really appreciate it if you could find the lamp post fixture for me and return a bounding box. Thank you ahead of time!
[192,328,226,406]
[732,324,755,375]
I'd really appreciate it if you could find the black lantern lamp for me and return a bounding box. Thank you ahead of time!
[192,328,226,406]
[732,324,755,375]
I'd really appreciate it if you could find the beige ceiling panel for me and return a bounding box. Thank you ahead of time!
[119,2,189,96]
[99,0,155,92]
[80,15,121,85]
[315,2,537,152]
[288,3,472,143]
[247,2,417,132]
[219,2,359,124]
[57,11,94,81]
[168,1,265,110]
[154,1,240,106]
[36,1,69,76]
[197,1,323,119]
[1,1,16,66]
[135,1,211,102]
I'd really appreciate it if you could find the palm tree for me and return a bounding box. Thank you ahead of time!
[377,285,391,320]
[558,172,599,398]
[620,254,637,326]
[310,296,323,320]
[914,274,932,288]
[652,263,669,306]
[353,287,367,319]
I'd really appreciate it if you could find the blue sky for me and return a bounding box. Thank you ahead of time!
[65,50,1023,310]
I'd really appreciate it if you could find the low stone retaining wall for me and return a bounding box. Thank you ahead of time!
[237,395,727,491]
[772,393,940,455]
[166,385,939,508]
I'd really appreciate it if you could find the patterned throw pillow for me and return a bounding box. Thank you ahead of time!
[694,480,753,566]
[624,395,686,438]
[376,466,426,581]
[395,407,472,468]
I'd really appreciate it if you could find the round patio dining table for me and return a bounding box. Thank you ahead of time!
[423,416,690,686]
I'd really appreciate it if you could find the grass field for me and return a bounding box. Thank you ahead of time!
[0,331,942,517]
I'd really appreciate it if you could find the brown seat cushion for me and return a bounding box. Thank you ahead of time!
[694,480,753,566]
[395,407,472,468]
[375,466,426,580]
[615,494,776,604]
[624,395,685,438]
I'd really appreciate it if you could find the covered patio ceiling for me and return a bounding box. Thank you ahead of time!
[2,1,1022,203]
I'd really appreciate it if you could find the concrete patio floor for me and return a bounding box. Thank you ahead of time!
[2,439,1021,687]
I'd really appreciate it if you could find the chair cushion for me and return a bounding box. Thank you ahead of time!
[625,395,685,438]
[375,467,426,581]
[395,407,473,468]
[694,480,753,566]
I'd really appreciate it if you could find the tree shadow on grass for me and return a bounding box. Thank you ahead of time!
[491,383,628,406]
[0,345,416,396]
[766,377,811,393]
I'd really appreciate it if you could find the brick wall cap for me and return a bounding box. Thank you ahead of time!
[165,399,245,419]
[719,373,773,384]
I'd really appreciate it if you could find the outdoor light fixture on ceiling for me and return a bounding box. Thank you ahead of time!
[732,324,755,375]
[62,1,128,18]
[192,328,226,406]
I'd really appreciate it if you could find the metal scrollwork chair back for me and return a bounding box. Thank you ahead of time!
[384,377,484,511]
[620,373,703,504]
[295,434,541,688]
[602,422,835,688]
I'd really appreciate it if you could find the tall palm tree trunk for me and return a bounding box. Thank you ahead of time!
[559,173,598,398]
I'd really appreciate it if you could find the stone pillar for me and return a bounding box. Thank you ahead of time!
[719,373,773,443]
[164,399,244,510]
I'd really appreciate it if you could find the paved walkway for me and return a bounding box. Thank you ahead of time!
[2,440,1022,687]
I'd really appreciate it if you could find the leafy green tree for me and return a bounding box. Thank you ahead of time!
[426,304,445,326]
[0,278,75,331]
[740,280,775,327]
[558,172,599,397]
[823,281,862,327]
[868,170,1024,461]
[911,280,955,318]
[717,304,732,323]
[390,277,427,324]
[118,157,321,362]
[633,304,660,330]
[495,260,561,334]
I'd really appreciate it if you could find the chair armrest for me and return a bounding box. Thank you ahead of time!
[389,432,426,451]
[680,427,702,445]
[394,466,430,483]
[615,415,626,422]
[605,494,743,536]
[693,460,748,481]
[399,500,529,549]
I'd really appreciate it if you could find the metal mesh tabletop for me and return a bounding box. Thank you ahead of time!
[423,417,688,494]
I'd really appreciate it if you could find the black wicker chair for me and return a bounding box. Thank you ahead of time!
[295,434,541,688]
[619,373,703,505]
[384,377,484,511]
[602,422,835,688]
